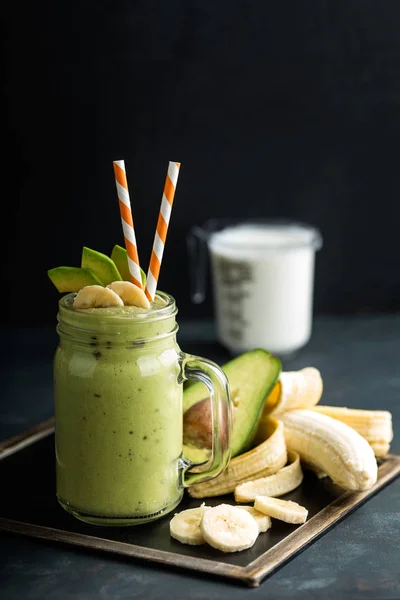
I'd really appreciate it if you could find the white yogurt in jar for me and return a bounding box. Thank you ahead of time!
[208,222,322,356]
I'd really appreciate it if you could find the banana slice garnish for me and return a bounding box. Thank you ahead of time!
[200,504,259,553]
[254,496,308,525]
[107,281,150,309]
[73,285,124,309]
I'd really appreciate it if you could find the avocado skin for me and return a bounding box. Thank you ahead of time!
[183,349,281,458]
[81,246,122,286]
[48,266,102,292]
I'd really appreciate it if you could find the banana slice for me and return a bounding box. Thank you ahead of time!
[237,506,272,533]
[200,504,259,553]
[254,496,308,524]
[234,451,303,503]
[107,281,150,309]
[262,367,323,417]
[73,285,124,309]
[169,503,210,545]
[280,410,378,491]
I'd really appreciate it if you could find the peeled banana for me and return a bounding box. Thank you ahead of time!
[262,367,323,417]
[312,406,393,457]
[188,417,287,499]
[200,504,259,552]
[234,451,303,503]
[73,285,124,309]
[279,409,378,491]
[107,280,150,309]
[302,462,328,479]
[254,496,308,524]
[169,503,210,545]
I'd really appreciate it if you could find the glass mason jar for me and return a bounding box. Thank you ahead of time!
[54,291,231,526]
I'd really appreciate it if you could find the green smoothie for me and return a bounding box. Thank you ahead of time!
[54,291,184,524]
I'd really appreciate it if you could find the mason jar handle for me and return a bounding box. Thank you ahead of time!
[186,226,209,304]
[180,352,232,487]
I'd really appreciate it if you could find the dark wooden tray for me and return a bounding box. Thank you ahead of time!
[0,418,399,588]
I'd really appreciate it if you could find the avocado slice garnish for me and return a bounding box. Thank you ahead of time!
[47,266,102,293]
[81,246,122,286]
[110,244,147,287]
[48,244,147,293]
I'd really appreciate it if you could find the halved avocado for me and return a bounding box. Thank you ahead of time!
[183,349,281,460]
[81,246,122,286]
[110,244,147,287]
[47,266,102,292]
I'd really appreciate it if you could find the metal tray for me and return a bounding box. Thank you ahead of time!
[0,418,399,587]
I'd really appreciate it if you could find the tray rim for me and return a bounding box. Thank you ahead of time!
[0,419,399,588]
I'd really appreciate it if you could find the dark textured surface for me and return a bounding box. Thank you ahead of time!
[1,316,400,599]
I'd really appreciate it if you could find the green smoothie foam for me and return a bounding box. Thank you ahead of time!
[54,292,184,523]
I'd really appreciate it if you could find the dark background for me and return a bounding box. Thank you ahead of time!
[4,0,400,326]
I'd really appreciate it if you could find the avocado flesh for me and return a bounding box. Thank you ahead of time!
[47,266,102,292]
[183,349,281,461]
[81,246,122,286]
[110,244,147,287]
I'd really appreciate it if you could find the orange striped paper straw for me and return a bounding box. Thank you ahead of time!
[145,161,181,302]
[113,160,143,289]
